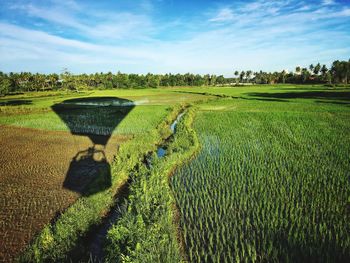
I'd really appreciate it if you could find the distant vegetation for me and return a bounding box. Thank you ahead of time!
[0,59,349,95]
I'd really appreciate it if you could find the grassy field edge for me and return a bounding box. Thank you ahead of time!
[104,106,200,262]
[18,104,185,262]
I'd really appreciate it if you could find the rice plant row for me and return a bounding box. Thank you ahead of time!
[171,106,350,262]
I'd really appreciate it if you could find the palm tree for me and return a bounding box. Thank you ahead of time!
[281,70,287,84]
[234,71,239,83]
[314,63,321,75]
[211,74,217,86]
[321,65,328,82]
[301,68,310,83]
[309,64,314,75]
[239,71,245,83]
[246,70,252,83]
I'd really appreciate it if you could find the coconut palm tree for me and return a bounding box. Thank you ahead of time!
[240,71,245,83]
[246,70,252,83]
[309,64,314,75]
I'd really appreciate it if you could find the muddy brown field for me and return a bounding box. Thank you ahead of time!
[0,125,128,262]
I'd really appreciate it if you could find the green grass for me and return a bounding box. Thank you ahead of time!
[105,107,200,263]
[0,105,169,135]
[172,84,350,106]
[4,89,207,262]
[0,89,207,134]
[18,105,186,262]
[171,85,350,262]
[2,85,349,262]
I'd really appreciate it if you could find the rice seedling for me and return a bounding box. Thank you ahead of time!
[171,87,350,262]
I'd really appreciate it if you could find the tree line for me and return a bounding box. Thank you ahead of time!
[0,59,349,95]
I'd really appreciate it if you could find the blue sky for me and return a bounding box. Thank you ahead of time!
[0,0,349,75]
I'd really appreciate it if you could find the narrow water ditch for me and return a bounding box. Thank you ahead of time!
[76,111,185,262]
[156,112,184,158]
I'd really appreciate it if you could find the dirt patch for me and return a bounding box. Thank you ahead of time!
[0,125,129,262]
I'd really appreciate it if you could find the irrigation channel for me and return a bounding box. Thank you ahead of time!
[79,111,185,262]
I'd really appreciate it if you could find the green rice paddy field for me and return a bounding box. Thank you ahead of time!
[0,85,349,262]
[171,85,350,262]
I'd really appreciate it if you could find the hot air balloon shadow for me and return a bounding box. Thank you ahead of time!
[52,97,135,196]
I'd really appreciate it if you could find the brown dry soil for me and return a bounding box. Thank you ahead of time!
[0,125,129,262]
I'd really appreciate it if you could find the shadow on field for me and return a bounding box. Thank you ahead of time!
[0,99,32,106]
[172,90,286,102]
[246,91,350,102]
[243,97,286,102]
[52,97,134,196]
[271,86,346,91]
[315,100,350,106]
[269,230,350,262]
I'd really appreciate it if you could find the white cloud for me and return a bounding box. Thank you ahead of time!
[9,2,154,41]
[209,8,234,22]
[1,0,350,75]
[297,5,311,11]
[241,0,285,13]
[0,23,158,61]
[322,0,335,6]
[338,7,350,17]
